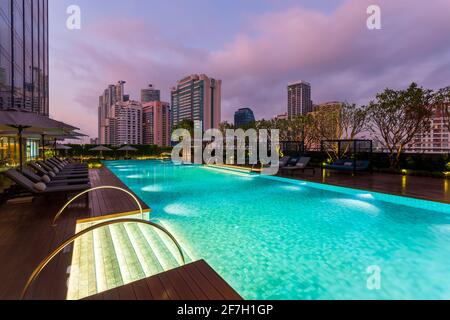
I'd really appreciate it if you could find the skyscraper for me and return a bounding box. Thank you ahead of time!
[0,0,49,115]
[98,81,127,144]
[234,108,255,128]
[288,81,313,117]
[0,0,49,166]
[140,84,161,103]
[110,100,142,146]
[142,101,171,147]
[407,106,450,154]
[171,74,222,131]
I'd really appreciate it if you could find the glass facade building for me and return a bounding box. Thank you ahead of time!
[234,108,255,128]
[0,0,49,169]
[0,0,49,115]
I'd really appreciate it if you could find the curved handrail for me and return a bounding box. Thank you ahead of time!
[21,218,186,300]
[52,186,145,226]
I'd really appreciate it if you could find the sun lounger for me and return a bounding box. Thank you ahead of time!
[281,157,316,176]
[30,162,88,180]
[22,167,90,186]
[4,169,90,206]
[323,160,371,173]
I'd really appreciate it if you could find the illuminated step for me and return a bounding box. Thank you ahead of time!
[68,219,191,300]
[92,227,123,293]
[138,224,180,271]
[108,224,146,285]
[158,220,195,263]
[207,164,253,173]
[124,223,164,277]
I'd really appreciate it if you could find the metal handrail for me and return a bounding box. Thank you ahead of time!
[52,186,146,226]
[21,218,186,300]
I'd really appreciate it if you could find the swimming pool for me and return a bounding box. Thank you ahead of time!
[106,160,450,300]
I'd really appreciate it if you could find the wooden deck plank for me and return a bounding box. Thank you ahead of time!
[84,261,243,301]
[195,261,242,301]
[0,166,149,300]
[182,262,225,300]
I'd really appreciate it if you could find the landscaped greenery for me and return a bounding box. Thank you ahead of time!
[65,144,172,161]
[219,82,450,174]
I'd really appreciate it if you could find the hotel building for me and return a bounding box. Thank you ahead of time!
[110,100,142,146]
[288,81,313,117]
[98,81,128,144]
[407,107,450,154]
[140,84,161,103]
[142,101,171,147]
[171,74,221,131]
[0,0,49,167]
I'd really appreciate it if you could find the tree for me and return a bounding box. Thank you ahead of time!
[218,121,235,136]
[311,103,368,158]
[368,83,433,168]
[433,86,450,132]
[172,119,194,136]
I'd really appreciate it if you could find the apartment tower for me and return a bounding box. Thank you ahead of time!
[171,74,221,131]
[288,81,313,117]
[140,84,161,103]
[142,101,171,147]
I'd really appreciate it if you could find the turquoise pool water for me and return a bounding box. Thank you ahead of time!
[106,160,450,300]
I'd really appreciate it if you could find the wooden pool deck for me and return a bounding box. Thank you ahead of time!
[0,166,241,300]
[84,260,242,301]
[279,169,450,204]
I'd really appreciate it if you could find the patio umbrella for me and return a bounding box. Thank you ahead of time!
[0,110,79,171]
[89,145,112,159]
[117,145,138,158]
[55,145,72,150]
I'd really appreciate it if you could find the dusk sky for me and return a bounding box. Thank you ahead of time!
[49,0,450,139]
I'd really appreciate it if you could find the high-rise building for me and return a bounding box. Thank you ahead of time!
[142,101,171,147]
[171,74,221,131]
[141,84,161,103]
[407,106,450,154]
[98,81,127,144]
[1,0,49,167]
[234,108,255,128]
[288,81,313,117]
[110,100,142,146]
[0,0,49,115]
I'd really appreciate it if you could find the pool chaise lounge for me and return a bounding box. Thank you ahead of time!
[22,167,90,186]
[323,160,371,173]
[280,157,316,175]
[29,162,88,180]
[37,160,88,175]
[46,159,88,172]
[48,158,88,170]
[4,169,91,205]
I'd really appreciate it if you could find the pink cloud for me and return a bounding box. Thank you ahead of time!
[50,0,450,138]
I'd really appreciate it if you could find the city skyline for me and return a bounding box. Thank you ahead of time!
[49,0,450,138]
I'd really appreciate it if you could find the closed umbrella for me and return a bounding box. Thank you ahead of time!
[89,145,112,159]
[117,145,138,158]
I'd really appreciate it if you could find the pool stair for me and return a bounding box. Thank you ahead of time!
[204,164,259,176]
[67,216,193,300]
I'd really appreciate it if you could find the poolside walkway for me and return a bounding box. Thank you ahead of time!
[279,169,450,204]
[0,167,150,300]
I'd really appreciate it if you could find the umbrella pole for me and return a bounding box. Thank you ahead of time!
[41,134,46,161]
[18,127,24,172]
[54,138,57,158]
